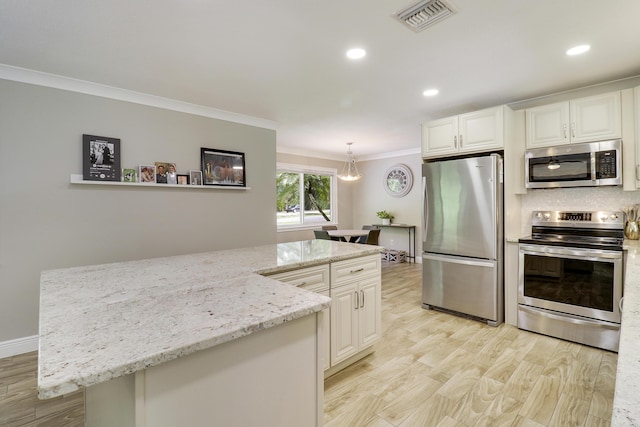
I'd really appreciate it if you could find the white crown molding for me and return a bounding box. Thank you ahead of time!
[0,335,39,358]
[0,64,278,130]
[359,147,421,161]
[277,145,421,162]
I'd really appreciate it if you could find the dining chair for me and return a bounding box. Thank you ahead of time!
[322,225,338,230]
[357,225,376,244]
[364,229,381,245]
[314,230,339,241]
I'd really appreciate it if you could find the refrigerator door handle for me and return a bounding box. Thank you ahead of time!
[423,253,495,268]
[422,176,428,241]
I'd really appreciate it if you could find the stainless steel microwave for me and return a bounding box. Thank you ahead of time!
[525,139,622,189]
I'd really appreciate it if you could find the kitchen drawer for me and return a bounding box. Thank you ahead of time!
[267,264,330,293]
[331,255,381,287]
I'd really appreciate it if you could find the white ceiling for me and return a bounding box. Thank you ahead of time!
[2,0,640,159]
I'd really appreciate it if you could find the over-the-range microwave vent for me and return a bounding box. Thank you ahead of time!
[394,0,456,32]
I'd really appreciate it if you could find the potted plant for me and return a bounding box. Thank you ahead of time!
[376,210,394,226]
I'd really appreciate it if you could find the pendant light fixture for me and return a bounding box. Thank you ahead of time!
[338,142,362,181]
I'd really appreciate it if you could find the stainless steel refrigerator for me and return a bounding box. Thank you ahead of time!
[422,153,504,326]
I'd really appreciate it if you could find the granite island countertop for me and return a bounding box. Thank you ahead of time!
[38,240,382,399]
[612,240,640,426]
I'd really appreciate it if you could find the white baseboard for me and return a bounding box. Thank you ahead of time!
[0,335,38,359]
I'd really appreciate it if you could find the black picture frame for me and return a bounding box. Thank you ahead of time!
[176,174,190,185]
[201,148,246,187]
[83,134,121,181]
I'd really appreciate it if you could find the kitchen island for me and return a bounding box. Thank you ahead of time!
[38,240,382,427]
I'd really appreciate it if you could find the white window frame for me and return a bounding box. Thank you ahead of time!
[276,163,338,231]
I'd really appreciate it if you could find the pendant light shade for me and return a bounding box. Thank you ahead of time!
[338,142,362,181]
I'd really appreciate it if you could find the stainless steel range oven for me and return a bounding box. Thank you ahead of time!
[518,211,624,352]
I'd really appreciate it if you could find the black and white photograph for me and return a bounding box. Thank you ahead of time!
[82,134,121,181]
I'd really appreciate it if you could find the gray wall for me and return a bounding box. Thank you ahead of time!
[352,154,423,258]
[0,80,276,342]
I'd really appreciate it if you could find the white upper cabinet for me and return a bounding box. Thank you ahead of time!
[422,106,507,158]
[422,116,458,157]
[526,92,622,148]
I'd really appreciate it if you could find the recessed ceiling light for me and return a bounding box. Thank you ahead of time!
[346,48,366,59]
[566,44,590,56]
[423,89,439,97]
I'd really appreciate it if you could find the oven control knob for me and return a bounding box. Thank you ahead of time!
[611,214,619,220]
[543,213,551,220]
[535,212,543,220]
[600,215,609,222]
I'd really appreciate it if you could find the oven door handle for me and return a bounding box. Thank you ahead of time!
[519,244,622,261]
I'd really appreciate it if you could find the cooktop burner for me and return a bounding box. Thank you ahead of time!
[519,210,624,251]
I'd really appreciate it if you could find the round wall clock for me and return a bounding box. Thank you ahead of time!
[384,164,413,197]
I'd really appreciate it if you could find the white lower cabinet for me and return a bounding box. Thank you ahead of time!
[330,256,381,366]
[264,254,381,374]
[330,276,381,364]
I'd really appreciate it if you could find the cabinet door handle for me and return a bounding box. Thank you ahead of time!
[571,122,576,138]
[360,290,365,308]
[299,281,307,286]
[355,291,359,310]
[350,268,364,274]
[459,134,463,148]
[563,124,568,139]
[636,165,640,181]
[453,135,457,148]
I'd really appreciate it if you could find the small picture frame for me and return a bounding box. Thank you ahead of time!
[122,168,137,183]
[177,174,190,185]
[83,134,121,181]
[139,165,156,183]
[155,162,177,184]
[190,170,203,185]
[201,147,246,187]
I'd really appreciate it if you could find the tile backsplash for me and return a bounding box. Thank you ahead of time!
[518,187,640,235]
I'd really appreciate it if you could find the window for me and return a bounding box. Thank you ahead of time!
[276,163,337,229]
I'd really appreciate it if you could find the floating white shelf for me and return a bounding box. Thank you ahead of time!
[70,174,251,190]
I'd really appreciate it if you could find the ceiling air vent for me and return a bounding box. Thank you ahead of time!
[394,0,456,32]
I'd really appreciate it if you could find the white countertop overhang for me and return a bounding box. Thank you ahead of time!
[38,240,381,399]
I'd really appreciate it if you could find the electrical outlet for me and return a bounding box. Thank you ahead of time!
[389,239,395,246]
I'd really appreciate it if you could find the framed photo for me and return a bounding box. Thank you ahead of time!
[190,170,203,185]
[139,165,156,183]
[177,174,189,185]
[122,168,137,183]
[155,162,177,184]
[201,148,246,187]
[83,134,121,181]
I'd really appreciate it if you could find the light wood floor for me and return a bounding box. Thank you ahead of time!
[0,261,616,427]
[324,261,617,427]
[0,351,83,427]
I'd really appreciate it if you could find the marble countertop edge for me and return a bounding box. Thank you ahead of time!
[38,296,331,399]
[37,240,372,399]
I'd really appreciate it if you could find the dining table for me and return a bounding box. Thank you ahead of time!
[327,229,370,243]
